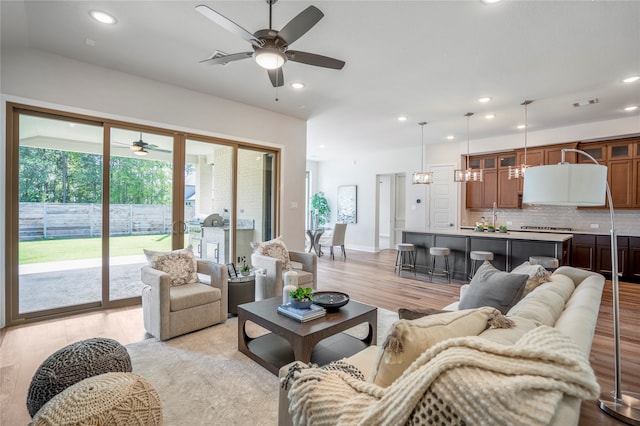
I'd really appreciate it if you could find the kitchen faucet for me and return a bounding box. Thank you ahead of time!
[492,201,497,228]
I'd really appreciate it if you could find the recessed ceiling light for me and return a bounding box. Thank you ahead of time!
[397,115,408,122]
[623,76,639,83]
[481,0,502,4]
[319,144,326,149]
[446,135,455,140]
[89,10,117,24]
[517,124,526,129]
[624,105,638,111]
[485,114,496,119]
[478,97,492,103]
[290,82,305,89]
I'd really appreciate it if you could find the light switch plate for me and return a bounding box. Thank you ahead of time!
[590,223,600,229]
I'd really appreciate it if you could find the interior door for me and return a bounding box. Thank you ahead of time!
[393,173,406,246]
[429,165,457,229]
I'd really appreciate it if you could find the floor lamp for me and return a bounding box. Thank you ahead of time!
[522,148,640,425]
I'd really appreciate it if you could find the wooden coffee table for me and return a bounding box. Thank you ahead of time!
[237,297,377,375]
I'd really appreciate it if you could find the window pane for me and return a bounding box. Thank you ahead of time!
[109,128,173,301]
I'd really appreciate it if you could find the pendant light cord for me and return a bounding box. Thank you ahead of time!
[419,122,427,172]
[522,100,533,166]
[465,113,473,170]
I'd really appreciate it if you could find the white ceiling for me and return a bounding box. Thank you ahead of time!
[2,1,639,161]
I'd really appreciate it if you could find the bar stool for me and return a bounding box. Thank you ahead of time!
[529,256,559,271]
[395,243,416,275]
[470,251,494,279]
[429,247,451,283]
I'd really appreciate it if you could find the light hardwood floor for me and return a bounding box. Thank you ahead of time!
[1,249,638,425]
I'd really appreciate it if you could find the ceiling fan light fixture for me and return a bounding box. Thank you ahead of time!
[254,48,286,70]
[134,149,148,156]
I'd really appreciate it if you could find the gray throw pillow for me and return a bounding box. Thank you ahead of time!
[458,261,528,314]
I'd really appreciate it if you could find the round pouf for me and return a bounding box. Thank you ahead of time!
[27,337,132,417]
[31,372,162,426]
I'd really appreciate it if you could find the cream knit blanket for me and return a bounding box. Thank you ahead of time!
[283,326,600,426]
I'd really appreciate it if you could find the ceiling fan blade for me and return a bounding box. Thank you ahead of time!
[286,50,345,70]
[195,5,262,47]
[278,6,324,46]
[267,68,284,87]
[200,52,253,66]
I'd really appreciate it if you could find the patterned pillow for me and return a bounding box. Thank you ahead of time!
[143,245,198,286]
[250,236,290,270]
[511,261,552,296]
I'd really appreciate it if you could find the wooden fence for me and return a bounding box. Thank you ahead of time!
[19,202,172,240]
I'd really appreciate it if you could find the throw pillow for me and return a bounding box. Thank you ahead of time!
[143,245,198,286]
[372,307,505,387]
[511,261,552,296]
[398,307,450,321]
[458,261,528,314]
[250,236,291,270]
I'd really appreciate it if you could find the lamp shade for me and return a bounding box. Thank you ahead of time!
[522,163,607,206]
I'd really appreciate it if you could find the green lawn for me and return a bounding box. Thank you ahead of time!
[19,234,173,264]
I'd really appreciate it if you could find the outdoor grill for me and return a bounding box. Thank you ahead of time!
[188,213,224,261]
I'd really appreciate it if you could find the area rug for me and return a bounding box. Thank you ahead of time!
[126,307,398,426]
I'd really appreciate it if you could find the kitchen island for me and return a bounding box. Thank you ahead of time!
[403,229,572,280]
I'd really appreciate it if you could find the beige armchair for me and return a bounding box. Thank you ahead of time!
[251,251,317,300]
[141,260,228,341]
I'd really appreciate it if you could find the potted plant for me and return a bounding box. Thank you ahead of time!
[289,287,314,309]
[498,225,508,233]
[486,225,495,232]
[311,192,331,228]
[239,262,251,276]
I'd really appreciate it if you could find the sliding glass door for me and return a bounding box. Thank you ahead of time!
[108,128,174,302]
[16,113,104,315]
[6,104,280,325]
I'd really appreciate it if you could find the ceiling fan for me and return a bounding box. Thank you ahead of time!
[114,133,172,156]
[195,0,345,87]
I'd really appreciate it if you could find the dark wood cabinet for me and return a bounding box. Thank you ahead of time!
[498,168,518,208]
[595,235,628,278]
[629,237,640,280]
[571,234,596,271]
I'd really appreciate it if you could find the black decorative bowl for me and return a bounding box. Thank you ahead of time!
[312,291,350,311]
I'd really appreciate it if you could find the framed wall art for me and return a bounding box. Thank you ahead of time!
[337,185,357,224]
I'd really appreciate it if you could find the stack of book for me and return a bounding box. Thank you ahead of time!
[277,303,326,322]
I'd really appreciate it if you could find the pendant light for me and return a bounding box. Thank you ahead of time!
[509,100,533,179]
[454,113,483,182]
[412,122,433,184]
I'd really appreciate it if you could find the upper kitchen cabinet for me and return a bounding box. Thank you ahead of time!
[580,137,640,209]
[498,153,520,208]
[544,142,578,165]
[465,154,498,209]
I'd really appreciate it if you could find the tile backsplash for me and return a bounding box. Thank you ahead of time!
[463,206,640,236]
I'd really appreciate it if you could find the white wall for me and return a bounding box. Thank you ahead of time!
[315,145,427,252]
[1,48,308,328]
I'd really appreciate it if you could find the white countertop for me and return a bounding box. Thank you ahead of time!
[404,228,572,242]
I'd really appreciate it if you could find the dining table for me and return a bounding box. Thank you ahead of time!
[306,228,325,255]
